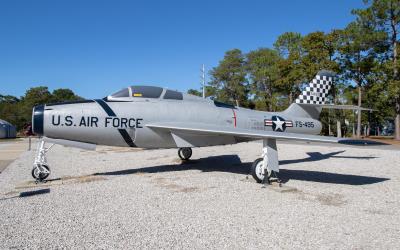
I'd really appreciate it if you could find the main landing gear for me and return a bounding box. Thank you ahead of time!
[32,139,54,182]
[178,147,192,161]
[250,139,281,185]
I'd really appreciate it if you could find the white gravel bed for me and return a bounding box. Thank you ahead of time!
[0,141,399,249]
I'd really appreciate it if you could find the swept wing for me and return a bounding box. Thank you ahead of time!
[147,122,377,146]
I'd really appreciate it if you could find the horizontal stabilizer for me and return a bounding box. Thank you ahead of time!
[298,103,374,111]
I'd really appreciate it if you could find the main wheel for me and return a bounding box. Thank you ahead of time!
[251,158,271,183]
[178,147,192,160]
[31,164,50,181]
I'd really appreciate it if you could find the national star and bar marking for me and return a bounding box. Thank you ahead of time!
[264,116,293,132]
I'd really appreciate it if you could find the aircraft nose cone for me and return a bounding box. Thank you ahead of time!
[32,104,45,135]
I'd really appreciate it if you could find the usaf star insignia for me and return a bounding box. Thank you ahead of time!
[264,116,293,132]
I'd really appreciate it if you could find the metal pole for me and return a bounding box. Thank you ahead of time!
[202,64,205,99]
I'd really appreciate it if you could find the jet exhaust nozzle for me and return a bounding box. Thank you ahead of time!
[32,105,45,135]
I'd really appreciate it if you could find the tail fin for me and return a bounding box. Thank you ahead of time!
[285,70,335,119]
[295,70,334,105]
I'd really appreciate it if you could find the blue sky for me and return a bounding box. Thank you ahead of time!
[0,0,365,99]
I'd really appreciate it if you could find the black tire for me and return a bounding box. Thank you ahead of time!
[178,147,192,160]
[31,165,50,181]
[251,158,266,183]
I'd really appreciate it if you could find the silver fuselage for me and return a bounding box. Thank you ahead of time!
[33,96,321,148]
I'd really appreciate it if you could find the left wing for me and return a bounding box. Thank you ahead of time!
[147,122,342,145]
[147,122,379,147]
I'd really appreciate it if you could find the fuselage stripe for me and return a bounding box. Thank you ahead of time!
[94,99,136,147]
[117,129,136,147]
[95,99,117,116]
[232,109,237,127]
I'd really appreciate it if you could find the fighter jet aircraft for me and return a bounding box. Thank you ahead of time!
[31,70,373,184]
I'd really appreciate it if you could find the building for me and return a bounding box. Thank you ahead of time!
[0,119,16,138]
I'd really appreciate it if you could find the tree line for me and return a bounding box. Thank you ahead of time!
[0,87,82,131]
[189,0,400,139]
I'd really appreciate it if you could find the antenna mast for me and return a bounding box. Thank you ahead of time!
[201,64,205,98]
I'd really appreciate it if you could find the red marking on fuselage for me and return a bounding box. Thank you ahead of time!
[232,110,237,127]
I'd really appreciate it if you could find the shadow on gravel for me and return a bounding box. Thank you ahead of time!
[0,188,50,201]
[280,150,377,165]
[95,155,250,176]
[279,170,389,185]
[94,152,388,186]
[19,188,50,197]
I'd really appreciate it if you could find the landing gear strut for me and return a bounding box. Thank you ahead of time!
[250,139,281,185]
[32,139,54,182]
[178,147,192,161]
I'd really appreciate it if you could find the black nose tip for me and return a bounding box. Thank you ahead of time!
[32,105,44,135]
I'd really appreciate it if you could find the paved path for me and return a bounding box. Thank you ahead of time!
[0,138,30,173]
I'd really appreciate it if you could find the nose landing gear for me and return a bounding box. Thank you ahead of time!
[178,147,192,161]
[32,139,54,182]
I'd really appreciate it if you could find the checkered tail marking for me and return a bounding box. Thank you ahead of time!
[295,73,333,105]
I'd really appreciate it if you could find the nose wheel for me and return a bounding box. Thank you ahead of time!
[32,164,50,182]
[178,147,192,161]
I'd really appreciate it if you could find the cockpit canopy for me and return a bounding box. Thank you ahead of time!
[107,85,232,106]
[107,86,184,101]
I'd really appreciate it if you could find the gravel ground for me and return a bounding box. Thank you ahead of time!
[0,140,399,249]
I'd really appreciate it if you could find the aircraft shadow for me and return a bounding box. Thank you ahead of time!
[94,151,388,186]
[0,188,50,201]
[280,150,377,165]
